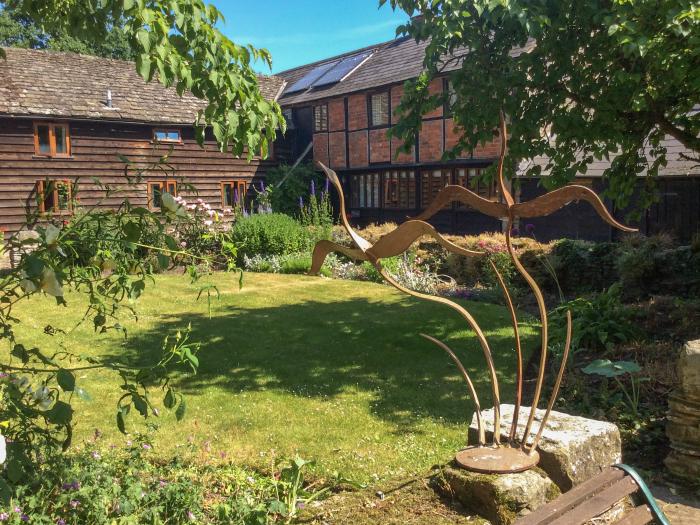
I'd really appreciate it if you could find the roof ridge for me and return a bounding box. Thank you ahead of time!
[274,35,411,76]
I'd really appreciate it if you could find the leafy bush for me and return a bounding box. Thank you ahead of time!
[550,284,640,351]
[243,252,331,277]
[232,213,324,260]
[265,163,327,216]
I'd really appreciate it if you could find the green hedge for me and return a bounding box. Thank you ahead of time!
[231,213,327,260]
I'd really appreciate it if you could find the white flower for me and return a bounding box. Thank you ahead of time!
[161,192,187,217]
[0,434,5,465]
[204,220,213,226]
[40,267,63,297]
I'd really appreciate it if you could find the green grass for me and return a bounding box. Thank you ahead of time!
[12,273,537,483]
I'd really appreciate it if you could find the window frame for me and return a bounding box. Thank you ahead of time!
[36,179,73,214]
[33,122,71,158]
[147,180,178,210]
[221,180,248,208]
[153,129,183,143]
[313,104,328,132]
[368,91,390,128]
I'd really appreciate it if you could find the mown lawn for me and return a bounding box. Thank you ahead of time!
[12,273,537,483]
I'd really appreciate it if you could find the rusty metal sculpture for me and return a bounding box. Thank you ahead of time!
[308,112,636,474]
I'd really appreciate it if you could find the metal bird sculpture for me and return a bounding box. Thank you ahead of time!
[308,111,636,473]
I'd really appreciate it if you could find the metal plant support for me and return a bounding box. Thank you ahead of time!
[308,113,636,474]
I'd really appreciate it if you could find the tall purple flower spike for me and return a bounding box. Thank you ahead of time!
[310,179,316,196]
[233,188,239,204]
[299,195,304,208]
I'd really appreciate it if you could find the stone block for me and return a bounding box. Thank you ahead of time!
[437,464,558,525]
[469,405,621,491]
[678,339,700,397]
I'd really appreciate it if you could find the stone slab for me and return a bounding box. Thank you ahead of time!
[469,405,621,491]
[437,464,559,525]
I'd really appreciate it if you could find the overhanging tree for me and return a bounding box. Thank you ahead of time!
[382,0,700,205]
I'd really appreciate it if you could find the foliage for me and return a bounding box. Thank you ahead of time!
[550,284,639,352]
[4,0,286,159]
[265,163,327,216]
[382,0,700,206]
[243,252,331,277]
[299,179,334,230]
[582,359,645,416]
[231,213,325,260]
[0,4,136,59]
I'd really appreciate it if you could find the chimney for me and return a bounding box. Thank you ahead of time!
[106,89,113,108]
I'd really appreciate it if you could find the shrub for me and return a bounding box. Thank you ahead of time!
[231,213,319,259]
[243,252,331,277]
[265,163,326,216]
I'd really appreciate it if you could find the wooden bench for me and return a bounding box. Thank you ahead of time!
[516,464,671,525]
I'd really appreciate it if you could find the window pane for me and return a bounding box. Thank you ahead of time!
[41,182,55,211]
[56,182,71,210]
[54,126,69,155]
[37,125,51,155]
[150,184,162,208]
[166,181,177,196]
[371,174,379,208]
[359,175,365,208]
[166,131,180,141]
[371,93,389,126]
[314,105,328,132]
[154,131,166,141]
[223,183,233,207]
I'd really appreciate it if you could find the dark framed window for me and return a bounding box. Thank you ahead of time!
[444,78,457,115]
[350,173,380,209]
[369,92,390,127]
[36,180,72,213]
[383,170,416,209]
[313,105,328,132]
[147,180,177,210]
[153,129,182,143]
[221,180,248,208]
[420,169,452,208]
[34,123,71,158]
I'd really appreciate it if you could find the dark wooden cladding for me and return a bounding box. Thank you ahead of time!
[0,117,273,234]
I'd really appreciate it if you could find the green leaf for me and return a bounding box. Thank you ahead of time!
[45,401,73,425]
[6,458,24,483]
[11,344,29,364]
[122,221,141,243]
[136,29,151,53]
[157,254,170,270]
[581,359,641,378]
[116,409,126,434]
[132,394,149,418]
[0,478,11,505]
[175,397,186,421]
[163,388,176,409]
[57,369,76,392]
[123,0,135,10]
[136,53,152,81]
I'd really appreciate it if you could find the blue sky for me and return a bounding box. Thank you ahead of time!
[213,1,410,73]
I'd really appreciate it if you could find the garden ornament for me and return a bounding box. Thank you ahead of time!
[309,112,636,474]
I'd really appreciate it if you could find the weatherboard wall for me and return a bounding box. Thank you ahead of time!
[0,117,271,234]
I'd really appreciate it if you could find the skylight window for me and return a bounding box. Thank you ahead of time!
[285,50,374,94]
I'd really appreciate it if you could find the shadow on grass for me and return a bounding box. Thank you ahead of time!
[116,293,537,429]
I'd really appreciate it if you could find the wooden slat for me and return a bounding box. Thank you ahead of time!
[517,468,625,525]
[548,478,639,525]
[613,505,654,525]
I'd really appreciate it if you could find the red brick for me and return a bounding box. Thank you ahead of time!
[329,131,346,168]
[391,136,415,164]
[419,120,443,162]
[328,98,346,132]
[348,130,368,168]
[391,85,405,121]
[348,94,368,130]
[369,128,390,163]
[423,78,443,119]
[444,118,468,158]
[474,135,501,159]
[313,133,329,166]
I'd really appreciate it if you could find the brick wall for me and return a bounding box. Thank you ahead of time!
[348,130,368,167]
[347,94,367,130]
[329,131,346,168]
[329,98,346,132]
[313,133,329,166]
[419,119,443,162]
[369,128,390,163]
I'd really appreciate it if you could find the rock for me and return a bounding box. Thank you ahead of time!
[437,464,559,525]
[468,404,621,491]
[665,339,700,480]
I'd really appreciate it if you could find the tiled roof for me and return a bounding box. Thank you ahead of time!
[276,36,534,106]
[0,47,286,124]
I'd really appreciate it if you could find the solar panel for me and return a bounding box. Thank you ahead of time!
[285,60,339,94]
[313,50,373,88]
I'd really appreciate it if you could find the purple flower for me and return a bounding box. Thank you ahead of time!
[296,502,306,509]
[57,519,66,525]
[510,227,520,237]
[142,443,152,450]
[324,178,330,193]
[310,180,316,196]
[62,480,80,491]
[187,510,196,521]
[13,507,20,514]
[70,500,80,509]
[259,181,265,192]
[159,480,168,488]
[299,196,304,208]
[91,451,101,460]
[0,513,9,521]
[20,515,29,522]
[233,188,239,204]
[525,223,535,234]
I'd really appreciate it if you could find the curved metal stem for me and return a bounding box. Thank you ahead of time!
[308,240,368,275]
[373,261,502,446]
[527,309,572,452]
[489,259,523,444]
[420,333,486,446]
[504,224,549,450]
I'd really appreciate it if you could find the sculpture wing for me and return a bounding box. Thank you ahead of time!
[411,185,508,222]
[308,240,368,275]
[513,185,637,232]
[367,220,484,260]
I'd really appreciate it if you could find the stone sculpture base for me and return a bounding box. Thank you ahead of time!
[665,339,700,480]
[468,405,622,490]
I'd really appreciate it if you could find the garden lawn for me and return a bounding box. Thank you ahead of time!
[12,273,537,484]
